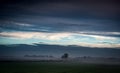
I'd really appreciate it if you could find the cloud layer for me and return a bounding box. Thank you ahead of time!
[0,31,120,48]
[0,0,119,49]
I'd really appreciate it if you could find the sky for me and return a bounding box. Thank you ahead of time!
[0,0,120,58]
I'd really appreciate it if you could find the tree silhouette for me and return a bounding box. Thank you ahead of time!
[61,53,69,59]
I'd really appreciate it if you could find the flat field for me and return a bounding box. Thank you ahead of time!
[0,61,120,73]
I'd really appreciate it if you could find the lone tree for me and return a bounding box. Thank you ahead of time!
[61,53,69,59]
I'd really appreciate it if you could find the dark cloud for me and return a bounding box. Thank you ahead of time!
[0,0,120,41]
[0,17,120,33]
[0,44,120,58]
[0,0,119,19]
[0,0,119,22]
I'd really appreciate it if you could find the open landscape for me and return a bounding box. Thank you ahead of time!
[0,0,120,73]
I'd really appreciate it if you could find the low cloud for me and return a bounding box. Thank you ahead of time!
[0,32,71,40]
[0,31,120,48]
[13,22,33,27]
[0,31,118,40]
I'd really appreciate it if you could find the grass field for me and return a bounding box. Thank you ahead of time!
[0,61,120,73]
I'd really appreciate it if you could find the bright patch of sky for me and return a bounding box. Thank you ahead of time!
[0,31,120,48]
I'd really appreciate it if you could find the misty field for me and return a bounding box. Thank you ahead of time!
[0,61,120,73]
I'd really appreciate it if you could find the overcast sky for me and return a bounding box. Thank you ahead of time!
[0,0,120,58]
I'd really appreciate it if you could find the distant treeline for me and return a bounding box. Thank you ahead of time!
[24,55,54,58]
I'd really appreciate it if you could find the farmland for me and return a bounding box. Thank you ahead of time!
[0,61,120,73]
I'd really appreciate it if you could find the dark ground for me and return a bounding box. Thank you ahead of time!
[0,61,120,73]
